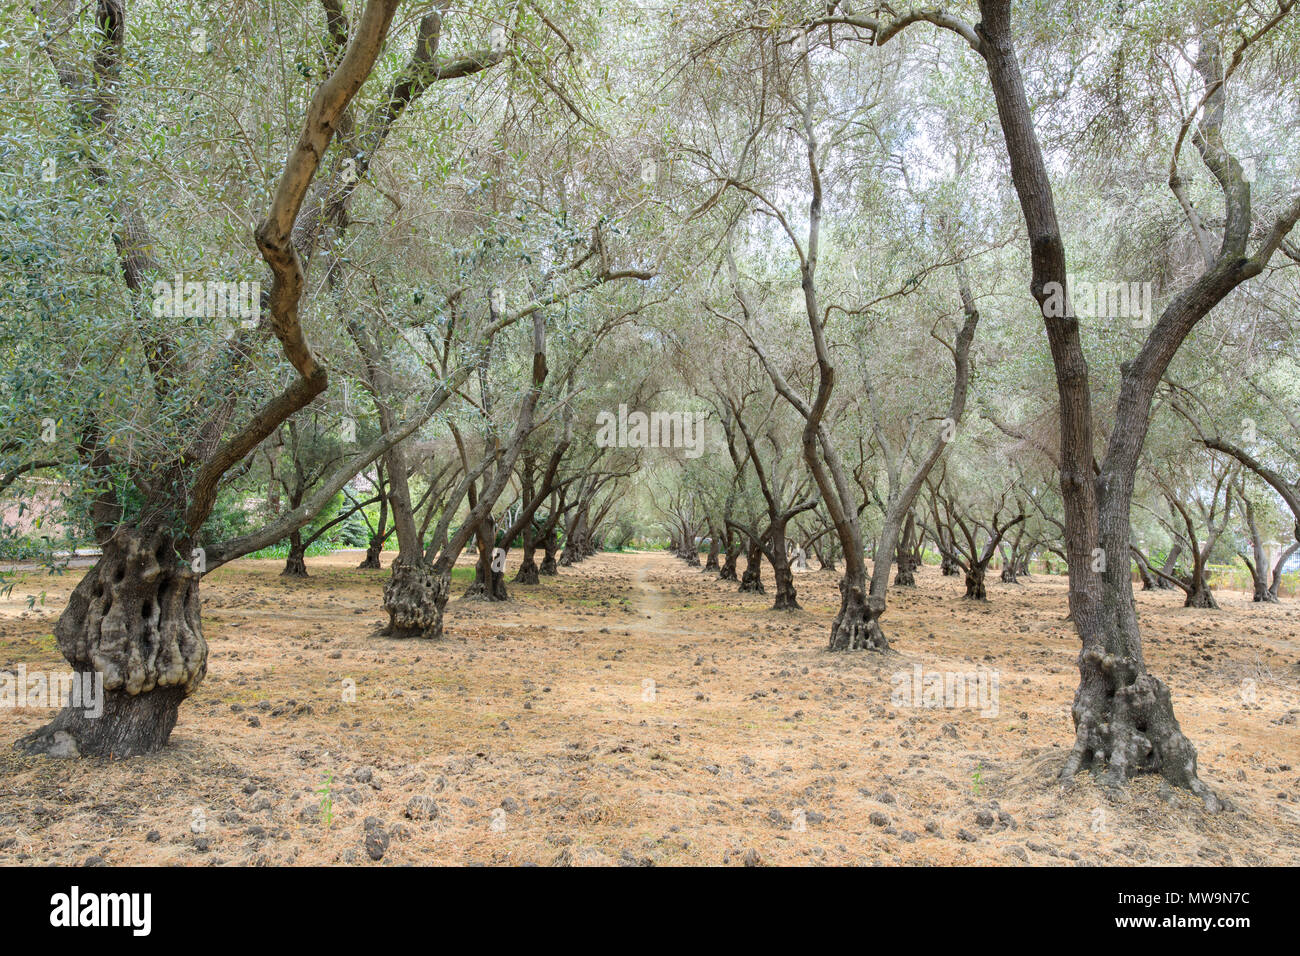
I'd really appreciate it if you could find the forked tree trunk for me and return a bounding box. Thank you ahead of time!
[17,527,207,758]
[282,531,309,577]
[940,554,958,576]
[972,0,1228,808]
[965,565,988,600]
[828,570,887,652]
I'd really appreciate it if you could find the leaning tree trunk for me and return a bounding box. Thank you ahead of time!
[738,540,765,593]
[1135,555,1156,590]
[16,527,207,758]
[1267,543,1296,600]
[1156,544,1182,589]
[282,530,308,577]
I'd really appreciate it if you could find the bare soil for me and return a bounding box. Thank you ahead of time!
[1,551,1297,866]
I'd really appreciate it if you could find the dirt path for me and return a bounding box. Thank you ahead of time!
[1,550,1297,866]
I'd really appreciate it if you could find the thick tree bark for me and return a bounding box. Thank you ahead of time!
[817,542,837,573]
[719,529,740,581]
[738,540,765,593]
[514,526,540,584]
[704,531,721,571]
[381,557,450,639]
[17,527,206,758]
[772,559,799,609]
[953,0,1295,806]
[380,311,550,637]
[1184,577,1219,609]
[540,527,559,575]
[829,573,886,652]
[18,0,401,759]
[894,513,918,586]
[464,517,508,601]
[359,537,383,569]
[282,530,309,577]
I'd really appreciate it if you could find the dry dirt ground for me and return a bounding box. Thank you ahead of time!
[1,550,1298,866]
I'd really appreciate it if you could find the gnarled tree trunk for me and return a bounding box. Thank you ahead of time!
[359,537,383,569]
[719,529,740,581]
[282,530,309,577]
[738,539,765,593]
[17,527,206,758]
[703,531,720,571]
[381,557,450,639]
[540,526,559,575]
[514,526,540,585]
